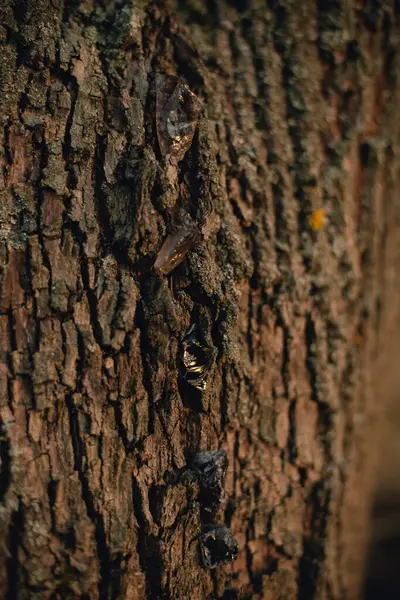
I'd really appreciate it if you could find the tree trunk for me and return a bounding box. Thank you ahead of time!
[1,0,400,598]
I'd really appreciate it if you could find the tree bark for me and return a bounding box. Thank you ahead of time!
[1,0,400,598]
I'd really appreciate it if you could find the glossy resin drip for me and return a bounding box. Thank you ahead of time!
[154,216,200,275]
[155,73,200,163]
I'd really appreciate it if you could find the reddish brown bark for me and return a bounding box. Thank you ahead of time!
[1,0,400,598]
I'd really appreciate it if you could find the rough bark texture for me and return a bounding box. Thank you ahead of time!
[1,0,400,598]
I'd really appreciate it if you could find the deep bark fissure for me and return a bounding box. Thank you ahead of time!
[305,312,318,403]
[134,297,157,438]
[66,392,112,600]
[298,482,331,600]
[94,132,116,252]
[131,476,164,600]
[35,139,53,317]
[0,426,12,503]
[6,500,24,600]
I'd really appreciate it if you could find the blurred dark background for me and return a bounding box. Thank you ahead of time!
[364,390,400,599]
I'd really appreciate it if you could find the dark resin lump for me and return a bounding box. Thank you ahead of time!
[199,525,239,569]
[192,450,228,509]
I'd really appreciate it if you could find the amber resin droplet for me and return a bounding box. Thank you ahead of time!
[181,324,214,390]
[155,73,200,162]
[154,217,200,275]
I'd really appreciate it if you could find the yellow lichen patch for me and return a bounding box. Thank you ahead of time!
[309,209,325,232]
